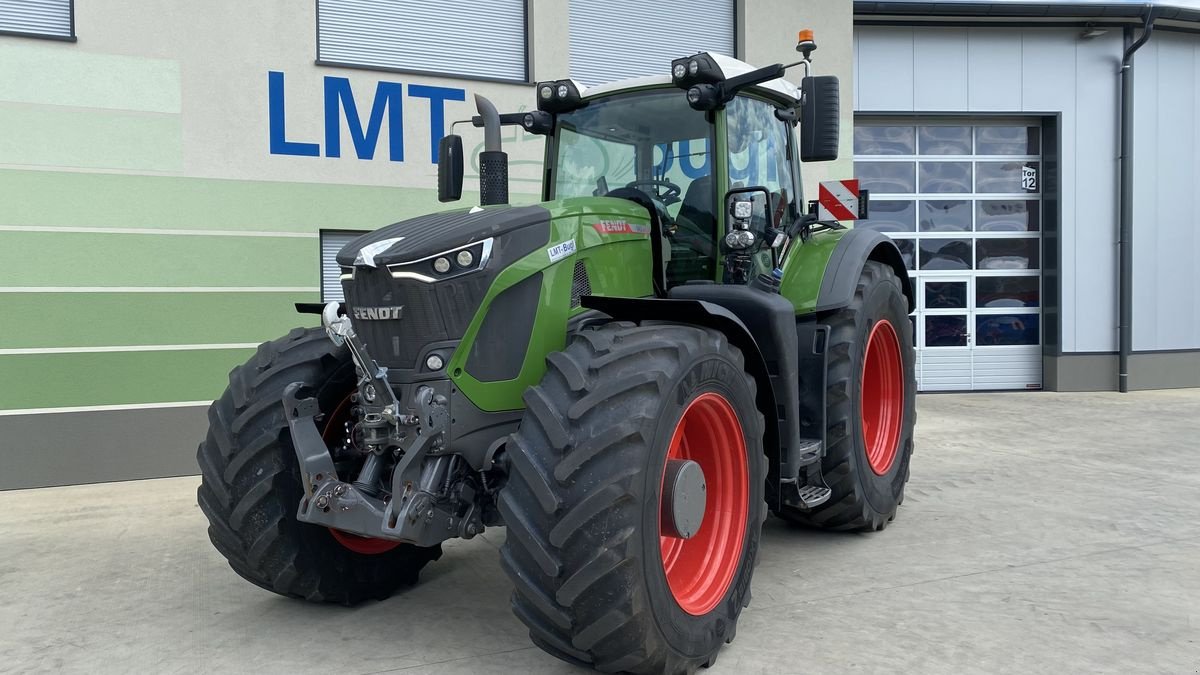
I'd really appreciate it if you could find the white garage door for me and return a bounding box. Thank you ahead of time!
[854,119,1043,391]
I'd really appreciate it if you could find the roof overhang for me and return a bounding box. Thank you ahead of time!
[855,1,1200,31]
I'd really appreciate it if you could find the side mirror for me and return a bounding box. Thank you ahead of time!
[800,75,840,162]
[437,134,464,203]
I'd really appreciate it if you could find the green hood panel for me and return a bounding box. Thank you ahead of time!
[449,196,654,412]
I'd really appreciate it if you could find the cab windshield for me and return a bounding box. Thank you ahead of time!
[552,90,717,282]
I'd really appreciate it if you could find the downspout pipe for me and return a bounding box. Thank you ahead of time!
[1117,6,1156,393]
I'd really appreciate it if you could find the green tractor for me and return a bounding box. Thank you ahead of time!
[198,37,915,674]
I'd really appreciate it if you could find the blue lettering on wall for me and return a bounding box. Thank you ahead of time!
[324,77,404,161]
[268,71,320,157]
[268,71,466,163]
[408,84,466,163]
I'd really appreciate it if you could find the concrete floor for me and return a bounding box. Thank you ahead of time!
[2,390,1199,674]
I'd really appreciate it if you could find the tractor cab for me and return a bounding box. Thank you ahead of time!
[440,46,842,290]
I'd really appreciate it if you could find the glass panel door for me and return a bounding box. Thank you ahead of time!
[919,276,973,390]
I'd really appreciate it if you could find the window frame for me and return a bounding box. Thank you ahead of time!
[314,0,532,84]
[0,0,75,42]
[724,92,804,229]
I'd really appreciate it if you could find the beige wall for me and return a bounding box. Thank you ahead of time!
[741,0,855,199]
[13,0,852,196]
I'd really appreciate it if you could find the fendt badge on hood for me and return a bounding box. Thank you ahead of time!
[352,306,404,320]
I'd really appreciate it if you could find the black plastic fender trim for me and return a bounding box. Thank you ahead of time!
[295,302,342,315]
[581,293,788,502]
[815,229,914,313]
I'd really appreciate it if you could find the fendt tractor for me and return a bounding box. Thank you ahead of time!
[198,33,916,674]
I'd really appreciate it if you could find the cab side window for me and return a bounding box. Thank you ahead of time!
[725,96,799,229]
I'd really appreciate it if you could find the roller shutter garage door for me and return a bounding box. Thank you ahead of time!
[854,119,1043,391]
[0,0,72,38]
[317,0,527,81]
[320,230,366,303]
[568,0,735,86]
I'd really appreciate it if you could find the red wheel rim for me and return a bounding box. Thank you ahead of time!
[659,392,749,616]
[861,319,904,476]
[320,393,400,555]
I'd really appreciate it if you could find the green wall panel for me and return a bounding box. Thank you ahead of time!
[0,292,316,349]
[0,232,317,287]
[0,104,182,171]
[0,348,257,410]
[0,169,453,232]
[0,43,181,113]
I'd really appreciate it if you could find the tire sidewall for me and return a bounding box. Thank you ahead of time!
[851,271,916,515]
[638,348,764,657]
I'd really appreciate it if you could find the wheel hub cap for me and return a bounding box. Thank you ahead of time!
[661,459,706,539]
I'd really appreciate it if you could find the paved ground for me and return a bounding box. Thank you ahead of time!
[2,389,1199,674]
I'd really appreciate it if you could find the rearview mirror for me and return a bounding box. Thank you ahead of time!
[437,135,464,203]
[800,75,839,162]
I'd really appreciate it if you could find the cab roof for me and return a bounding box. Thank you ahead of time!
[580,53,803,106]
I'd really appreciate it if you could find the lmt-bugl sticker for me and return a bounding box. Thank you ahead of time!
[547,239,577,263]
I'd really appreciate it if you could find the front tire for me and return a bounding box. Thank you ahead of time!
[196,327,441,605]
[777,260,916,532]
[499,323,766,674]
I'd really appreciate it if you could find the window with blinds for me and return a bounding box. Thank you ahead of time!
[567,0,735,86]
[317,0,528,82]
[321,230,366,303]
[0,0,73,39]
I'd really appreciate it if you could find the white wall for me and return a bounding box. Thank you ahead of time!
[1130,31,1200,352]
[854,26,1125,354]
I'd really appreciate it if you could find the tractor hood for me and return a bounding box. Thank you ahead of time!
[337,204,551,268]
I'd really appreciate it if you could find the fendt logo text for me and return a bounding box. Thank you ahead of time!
[352,306,404,321]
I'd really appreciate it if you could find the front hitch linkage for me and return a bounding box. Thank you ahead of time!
[279,303,480,548]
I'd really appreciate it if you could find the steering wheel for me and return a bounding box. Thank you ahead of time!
[625,179,682,206]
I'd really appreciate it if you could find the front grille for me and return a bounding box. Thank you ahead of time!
[570,260,591,309]
[342,267,489,370]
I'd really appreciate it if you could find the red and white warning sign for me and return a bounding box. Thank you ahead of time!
[817,179,861,221]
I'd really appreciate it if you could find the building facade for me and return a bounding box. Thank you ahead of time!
[0,0,851,489]
[854,1,1200,393]
[2,1,1197,489]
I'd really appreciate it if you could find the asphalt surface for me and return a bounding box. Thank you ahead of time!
[2,389,1198,674]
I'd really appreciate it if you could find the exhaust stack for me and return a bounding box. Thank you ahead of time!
[474,94,509,206]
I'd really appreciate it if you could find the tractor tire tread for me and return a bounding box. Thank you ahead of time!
[196,327,440,605]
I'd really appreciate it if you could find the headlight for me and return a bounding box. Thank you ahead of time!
[535,79,585,113]
[387,239,493,283]
[670,53,724,87]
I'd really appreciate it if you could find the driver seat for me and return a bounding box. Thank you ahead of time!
[674,174,716,242]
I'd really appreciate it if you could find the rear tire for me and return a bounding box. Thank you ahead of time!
[776,260,916,532]
[500,323,766,674]
[196,327,441,605]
